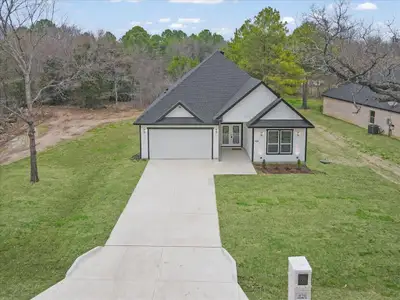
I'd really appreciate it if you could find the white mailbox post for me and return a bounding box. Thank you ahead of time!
[288,256,312,300]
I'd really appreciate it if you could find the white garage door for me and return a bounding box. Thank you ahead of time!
[149,128,213,159]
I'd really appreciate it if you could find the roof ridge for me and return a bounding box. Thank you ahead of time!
[135,50,223,123]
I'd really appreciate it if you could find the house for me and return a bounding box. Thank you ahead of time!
[134,51,314,162]
[323,84,400,137]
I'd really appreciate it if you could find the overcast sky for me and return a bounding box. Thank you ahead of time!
[55,0,400,38]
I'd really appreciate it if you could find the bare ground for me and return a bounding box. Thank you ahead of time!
[311,124,400,184]
[0,106,141,165]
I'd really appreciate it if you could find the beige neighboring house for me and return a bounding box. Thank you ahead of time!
[322,83,400,138]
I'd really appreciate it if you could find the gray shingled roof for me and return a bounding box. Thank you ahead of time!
[134,51,265,125]
[153,118,203,125]
[250,119,314,128]
[323,84,400,114]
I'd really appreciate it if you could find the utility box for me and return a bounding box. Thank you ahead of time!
[288,256,312,300]
[368,124,380,134]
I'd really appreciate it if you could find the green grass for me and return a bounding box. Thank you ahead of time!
[304,111,400,164]
[0,121,146,300]
[215,105,400,299]
[1,101,400,300]
[285,96,324,112]
[217,169,400,299]
[286,97,400,164]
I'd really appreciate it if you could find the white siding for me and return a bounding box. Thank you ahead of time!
[246,127,252,159]
[252,128,306,163]
[165,105,193,118]
[222,85,277,122]
[261,102,302,120]
[242,123,252,158]
[140,125,219,160]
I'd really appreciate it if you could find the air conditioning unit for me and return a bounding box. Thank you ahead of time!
[368,124,380,134]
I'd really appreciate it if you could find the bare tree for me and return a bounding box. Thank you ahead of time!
[129,52,168,107]
[305,0,400,103]
[0,0,85,182]
[95,32,132,107]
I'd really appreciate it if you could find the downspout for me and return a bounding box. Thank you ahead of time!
[218,119,222,162]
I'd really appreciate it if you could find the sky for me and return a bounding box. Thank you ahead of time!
[55,0,400,39]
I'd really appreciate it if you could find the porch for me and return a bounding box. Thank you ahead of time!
[214,148,256,175]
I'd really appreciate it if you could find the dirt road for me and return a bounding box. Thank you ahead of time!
[0,106,141,165]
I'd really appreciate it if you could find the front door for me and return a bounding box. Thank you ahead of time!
[222,124,241,147]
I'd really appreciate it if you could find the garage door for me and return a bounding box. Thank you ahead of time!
[148,128,213,159]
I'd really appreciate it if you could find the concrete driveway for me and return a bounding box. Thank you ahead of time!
[107,160,222,247]
[34,155,255,300]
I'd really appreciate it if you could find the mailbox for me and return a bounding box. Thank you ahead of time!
[288,256,312,300]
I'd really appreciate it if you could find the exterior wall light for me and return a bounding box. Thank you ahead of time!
[260,131,264,136]
[143,128,147,134]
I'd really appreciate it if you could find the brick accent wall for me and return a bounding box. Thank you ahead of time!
[323,97,400,138]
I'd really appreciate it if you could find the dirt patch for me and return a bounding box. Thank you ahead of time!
[311,125,365,166]
[254,163,313,175]
[311,124,400,184]
[359,153,400,185]
[0,105,142,165]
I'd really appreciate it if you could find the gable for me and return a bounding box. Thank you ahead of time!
[246,98,315,128]
[261,101,302,120]
[165,105,194,118]
[222,84,278,122]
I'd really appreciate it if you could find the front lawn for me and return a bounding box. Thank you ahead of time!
[216,111,400,300]
[0,121,146,300]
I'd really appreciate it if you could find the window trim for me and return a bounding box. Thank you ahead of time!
[369,110,375,124]
[266,129,293,155]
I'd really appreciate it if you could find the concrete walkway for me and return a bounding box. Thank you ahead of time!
[34,150,256,300]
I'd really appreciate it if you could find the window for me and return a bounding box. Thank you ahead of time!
[280,130,293,154]
[369,110,375,124]
[266,130,293,155]
[267,130,279,154]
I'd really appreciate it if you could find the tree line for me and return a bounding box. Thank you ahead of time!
[1,0,399,183]
[0,23,225,111]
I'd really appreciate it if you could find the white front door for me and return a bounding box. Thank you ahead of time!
[221,124,241,147]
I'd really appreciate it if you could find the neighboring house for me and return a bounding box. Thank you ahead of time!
[134,51,314,163]
[323,84,400,137]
